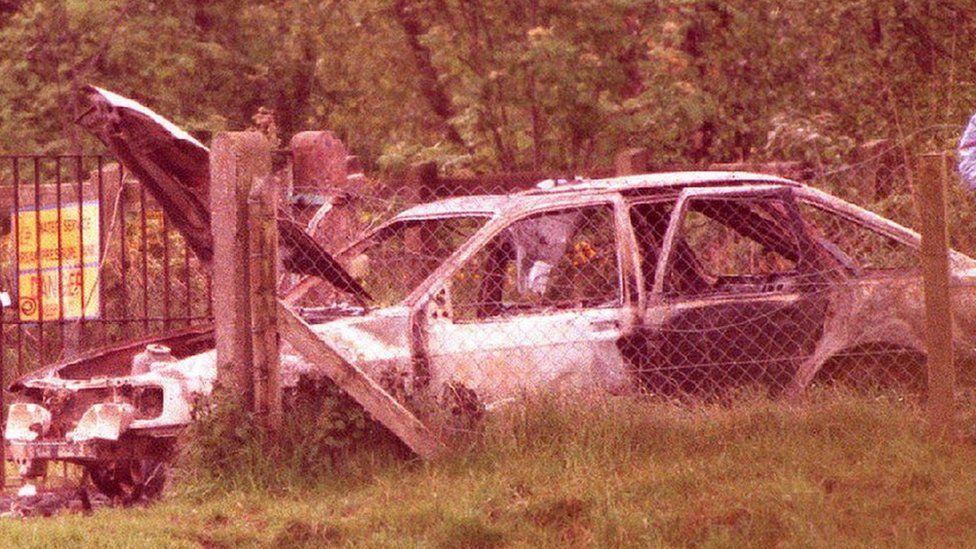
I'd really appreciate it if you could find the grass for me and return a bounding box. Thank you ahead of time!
[3,390,976,547]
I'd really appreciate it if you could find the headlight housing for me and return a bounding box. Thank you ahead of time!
[4,403,52,441]
[66,403,136,442]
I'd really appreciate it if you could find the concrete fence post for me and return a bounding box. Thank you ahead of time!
[210,132,271,407]
[290,131,357,252]
[913,152,955,438]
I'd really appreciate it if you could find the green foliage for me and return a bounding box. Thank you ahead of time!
[178,377,405,493]
[0,0,972,173]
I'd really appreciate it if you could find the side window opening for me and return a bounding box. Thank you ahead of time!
[452,204,619,320]
[629,200,676,294]
[666,196,812,296]
[346,216,487,307]
[797,201,918,272]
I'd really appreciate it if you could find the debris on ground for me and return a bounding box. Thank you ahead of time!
[0,485,112,518]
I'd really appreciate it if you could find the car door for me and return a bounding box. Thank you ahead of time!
[631,186,835,394]
[421,200,634,404]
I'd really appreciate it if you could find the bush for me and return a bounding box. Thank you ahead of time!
[177,376,408,493]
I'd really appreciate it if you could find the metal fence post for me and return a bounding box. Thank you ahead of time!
[210,132,271,406]
[913,152,955,438]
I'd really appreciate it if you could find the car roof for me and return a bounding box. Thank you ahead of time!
[395,171,800,219]
[523,170,797,194]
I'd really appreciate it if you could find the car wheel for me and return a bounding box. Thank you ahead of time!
[86,458,168,504]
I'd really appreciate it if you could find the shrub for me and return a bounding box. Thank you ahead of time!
[177,376,407,493]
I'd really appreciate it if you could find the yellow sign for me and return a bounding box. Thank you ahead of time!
[16,201,100,321]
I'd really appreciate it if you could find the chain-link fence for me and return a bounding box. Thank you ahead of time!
[3,133,962,448]
[0,127,966,498]
[272,142,973,440]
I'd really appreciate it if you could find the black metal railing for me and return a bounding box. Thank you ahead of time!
[0,154,213,381]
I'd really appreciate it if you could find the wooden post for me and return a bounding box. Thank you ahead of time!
[913,152,955,438]
[0,300,4,488]
[404,162,439,289]
[276,301,442,458]
[410,161,439,202]
[248,176,281,430]
[210,132,271,404]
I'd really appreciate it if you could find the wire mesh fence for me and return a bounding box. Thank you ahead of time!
[274,147,974,437]
[1,139,970,442]
[0,132,966,506]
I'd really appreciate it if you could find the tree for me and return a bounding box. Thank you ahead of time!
[0,0,973,172]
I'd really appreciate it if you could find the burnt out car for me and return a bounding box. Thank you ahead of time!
[5,88,976,499]
[331,172,976,400]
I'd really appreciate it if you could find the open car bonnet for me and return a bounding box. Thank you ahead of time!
[76,85,370,302]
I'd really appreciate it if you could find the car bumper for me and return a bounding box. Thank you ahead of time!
[4,429,181,464]
[5,439,102,461]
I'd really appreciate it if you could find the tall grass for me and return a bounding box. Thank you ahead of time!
[6,389,976,547]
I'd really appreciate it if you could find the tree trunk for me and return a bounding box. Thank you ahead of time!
[392,0,469,150]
